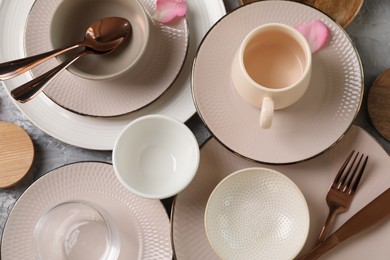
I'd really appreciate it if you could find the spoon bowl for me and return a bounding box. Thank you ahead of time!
[82,17,132,53]
[11,17,131,102]
[50,0,149,80]
[0,17,131,81]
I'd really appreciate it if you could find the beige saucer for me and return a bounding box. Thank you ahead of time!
[192,1,363,164]
[0,122,34,188]
[24,0,189,117]
[367,68,390,141]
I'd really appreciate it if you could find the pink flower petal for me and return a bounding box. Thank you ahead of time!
[154,0,187,24]
[295,20,329,53]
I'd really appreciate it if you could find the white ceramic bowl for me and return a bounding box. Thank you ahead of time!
[113,115,200,199]
[205,167,310,260]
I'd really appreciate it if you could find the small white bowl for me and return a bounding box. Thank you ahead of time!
[205,167,310,260]
[113,115,200,199]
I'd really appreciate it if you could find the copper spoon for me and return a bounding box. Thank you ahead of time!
[238,0,364,28]
[0,16,131,80]
[10,17,131,103]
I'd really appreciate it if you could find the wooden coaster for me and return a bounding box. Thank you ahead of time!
[0,122,34,188]
[367,68,390,142]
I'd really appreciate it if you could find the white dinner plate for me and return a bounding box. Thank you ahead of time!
[192,1,363,164]
[1,162,172,259]
[0,0,226,150]
[172,125,390,259]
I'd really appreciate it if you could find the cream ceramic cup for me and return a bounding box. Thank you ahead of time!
[231,23,312,128]
[50,0,150,80]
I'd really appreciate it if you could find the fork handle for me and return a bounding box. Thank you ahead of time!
[317,206,340,244]
[297,235,340,260]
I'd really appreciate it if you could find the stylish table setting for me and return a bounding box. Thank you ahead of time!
[1,0,390,259]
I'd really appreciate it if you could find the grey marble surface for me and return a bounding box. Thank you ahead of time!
[1,0,390,252]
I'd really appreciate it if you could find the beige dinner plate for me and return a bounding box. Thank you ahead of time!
[192,0,363,164]
[171,125,390,259]
[24,0,189,117]
[1,162,172,259]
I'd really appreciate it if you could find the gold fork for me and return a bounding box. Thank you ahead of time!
[317,150,369,243]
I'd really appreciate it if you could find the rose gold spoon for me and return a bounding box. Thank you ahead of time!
[239,0,364,28]
[0,17,131,81]
[9,17,131,103]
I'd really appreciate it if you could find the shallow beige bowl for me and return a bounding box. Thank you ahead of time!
[205,167,310,260]
[50,0,150,80]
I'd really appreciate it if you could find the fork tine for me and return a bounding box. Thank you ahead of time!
[343,152,362,190]
[349,155,369,194]
[333,150,355,188]
[339,152,359,188]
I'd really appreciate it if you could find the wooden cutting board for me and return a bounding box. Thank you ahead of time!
[367,69,390,142]
[239,0,364,28]
[0,122,34,188]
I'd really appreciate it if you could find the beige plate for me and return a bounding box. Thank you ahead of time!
[0,0,226,150]
[192,1,363,164]
[1,162,172,259]
[25,0,188,117]
[171,125,390,259]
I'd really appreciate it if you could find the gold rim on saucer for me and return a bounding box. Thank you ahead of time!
[192,1,363,164]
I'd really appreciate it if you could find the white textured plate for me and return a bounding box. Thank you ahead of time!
[1,162,172,259]
[0,0,226,149]
[192,1,363,164]
[172,125,390,259]
[25,0,189,117]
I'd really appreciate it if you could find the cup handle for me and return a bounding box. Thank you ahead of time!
[260,97,274,128]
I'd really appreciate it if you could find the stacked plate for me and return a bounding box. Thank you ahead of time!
[0,0,226,150]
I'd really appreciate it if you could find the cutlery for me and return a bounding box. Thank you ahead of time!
[317,150,368,243]
[0,17,131,81]
[238,0,364,28]
[9,17,131,103]
[297,187,390,259]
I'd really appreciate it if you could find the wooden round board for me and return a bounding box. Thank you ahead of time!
[0,122,34,188]
[368,68,390,142]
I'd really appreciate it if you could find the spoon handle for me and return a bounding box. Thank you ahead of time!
[0,44,83,81]
[11,50,90,103]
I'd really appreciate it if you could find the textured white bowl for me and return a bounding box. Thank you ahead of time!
[205,167,310,260]
[113,115,200,199]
